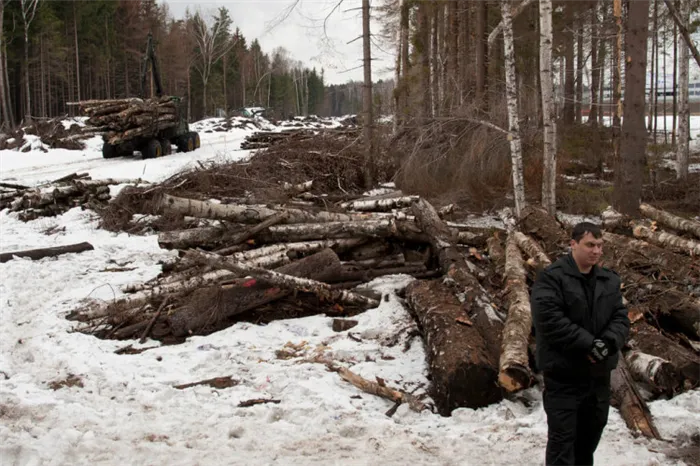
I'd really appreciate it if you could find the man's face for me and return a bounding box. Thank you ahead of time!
[570,232,604,269]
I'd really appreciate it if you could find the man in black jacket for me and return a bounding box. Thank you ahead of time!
[531,222,629,466]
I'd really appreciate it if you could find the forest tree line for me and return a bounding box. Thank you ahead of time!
[0,0,394,127]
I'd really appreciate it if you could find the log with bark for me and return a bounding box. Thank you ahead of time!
[72,96,181,144]
[0,242,94,263]
[632,224,700,256]
[405,279,502,413]
[639,203,700,239]
[167,248,344,337]
[627,320,700,386]
[411,198,504,359]
[625,350,682,396]
[518,205,569,258]
[498,234,534,392]
[610,356,662,439]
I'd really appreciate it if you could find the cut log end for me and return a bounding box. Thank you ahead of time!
[498,365,532,393]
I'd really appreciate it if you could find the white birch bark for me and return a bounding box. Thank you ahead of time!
[639,203,700,239]
[500,1,526,217]
[539,0,557,215]
[632,224,700,256]
[675,0,689,179]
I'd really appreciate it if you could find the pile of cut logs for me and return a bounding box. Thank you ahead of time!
[65,184,699,437]
[68,96,180,145]
[0,174,144,221]
[240,128,359,150]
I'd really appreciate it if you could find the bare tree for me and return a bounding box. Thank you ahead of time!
[190,12,236,116]
[20,0,40,121]
[540,0,557,215]
[501,0,526,217]
[614,0,649,215]
[675,0,690,179]
[362,0,374,188]
[0,0,12,129]
[663,0,700,68]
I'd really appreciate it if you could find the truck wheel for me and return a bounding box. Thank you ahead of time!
[144,139,162,159]
[161,139,172,156]
[102,143,118,159]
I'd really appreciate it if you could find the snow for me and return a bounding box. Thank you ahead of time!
[1,115,698,465]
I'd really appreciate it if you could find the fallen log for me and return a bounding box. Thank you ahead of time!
[498,234,533,392]
[610,356,662,439]
[519,205,569,258]
[625,350,682,396]
[333,365,426,413]
[640,203,700,239]
[158,193,370,224]
[167,248,343,337]
[411,198,504,358]
[602,232,696,284]
[339,196,419,212]
[628,320,700,385]
[632,224,700,256]
[513,231,552,268]
[0,242,94,263]
[188,249,379,308]
[405,279,502,412]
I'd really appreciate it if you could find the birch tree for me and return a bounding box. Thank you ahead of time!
[20,0,40,120]
[190,11,236,116]
[540,0,556,215]
[501,0,526,217]
[361,0,374,188]
[675,0,690,180]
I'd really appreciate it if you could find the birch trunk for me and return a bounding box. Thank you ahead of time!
[188,249,379,308]
[612,0,623,162]
[500,1,526,217]
[498,234,533,392]
[625,350,682,396]
[639,203,700,239]
[539,0,557,215]
[513,231,552,267]
[675,0,689,180]
[158,194,367,224]
[610,356,662,439]
[632,224,700,256]
[361,0,374,188]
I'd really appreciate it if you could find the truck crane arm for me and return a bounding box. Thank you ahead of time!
[140,32,163,98]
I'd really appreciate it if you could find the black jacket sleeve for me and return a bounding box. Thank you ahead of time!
[598,277,630,352]
[531,269,595,352]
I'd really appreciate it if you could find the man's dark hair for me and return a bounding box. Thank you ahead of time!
[571,222,602,242]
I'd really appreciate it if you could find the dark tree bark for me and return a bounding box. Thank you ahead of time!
[361,0,374,188]
[475,1,488,108]
[613,0,649,216]
[562,3,576,124]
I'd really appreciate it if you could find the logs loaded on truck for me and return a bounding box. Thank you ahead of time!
[68,33,200,159]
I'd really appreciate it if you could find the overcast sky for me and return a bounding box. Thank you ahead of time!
[163,0,395,85]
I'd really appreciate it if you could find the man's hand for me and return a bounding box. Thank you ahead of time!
[589,339,610,363]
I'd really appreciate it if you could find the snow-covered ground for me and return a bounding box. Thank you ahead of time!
[1,116,698,466]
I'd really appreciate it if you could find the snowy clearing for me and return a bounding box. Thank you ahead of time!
[0,116,698,465]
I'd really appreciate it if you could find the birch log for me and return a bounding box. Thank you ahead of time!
[610,356,662,439]
[158,193,370,224]
[632,224,700,256]
[625,350,682,396]
[187,249,379,308]
[411,198,504,359]
[640,204,700,239]
[498,234,533,392]
[167,248,344,337]
[628,321,700,385]
[513,231,552,267]
[338,195,419,211]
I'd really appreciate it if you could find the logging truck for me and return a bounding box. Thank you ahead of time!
[101,33,200,159]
